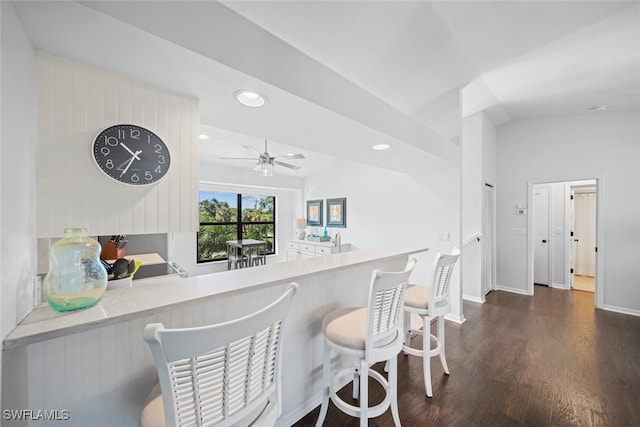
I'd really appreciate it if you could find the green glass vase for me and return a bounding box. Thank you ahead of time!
[43,228,108,312]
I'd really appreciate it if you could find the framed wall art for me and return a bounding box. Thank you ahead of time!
[326,197,346,228]
[306,200,323,226]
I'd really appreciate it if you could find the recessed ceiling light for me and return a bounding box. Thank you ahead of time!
[589,104,609,111]
[234,90,268,108]
[198,134,209,140]
[372,144,390,151]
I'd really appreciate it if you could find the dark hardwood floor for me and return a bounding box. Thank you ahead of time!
[294,286,640,426]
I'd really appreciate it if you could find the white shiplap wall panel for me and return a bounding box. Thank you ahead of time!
[36,52,199,237]
[62,333,84,423]
[17,256,407,426]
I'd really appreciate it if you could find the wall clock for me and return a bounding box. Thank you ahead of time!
[92,124,170,185]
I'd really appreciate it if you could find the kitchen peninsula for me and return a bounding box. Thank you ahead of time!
[3,247,426,427]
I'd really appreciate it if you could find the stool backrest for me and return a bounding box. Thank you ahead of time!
[429,247,460,315]
[144,283,298,427]
[366,258,417,361]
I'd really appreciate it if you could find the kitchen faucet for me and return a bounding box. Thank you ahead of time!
[334,232,341,253]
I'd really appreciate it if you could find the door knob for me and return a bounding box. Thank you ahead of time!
[542,239,547,243]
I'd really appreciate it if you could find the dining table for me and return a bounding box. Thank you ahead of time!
[226,239,268,269]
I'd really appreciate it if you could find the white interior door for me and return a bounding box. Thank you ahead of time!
[574,191,597,276]
[533,186,550,285]
[569,188,576,288]
[482,185,496,296]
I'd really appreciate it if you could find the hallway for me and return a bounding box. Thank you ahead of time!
[296,286,640,426]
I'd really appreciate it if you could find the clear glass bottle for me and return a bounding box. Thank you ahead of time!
[43,228,108,312]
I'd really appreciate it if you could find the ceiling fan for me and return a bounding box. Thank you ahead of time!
[221,140,305,175]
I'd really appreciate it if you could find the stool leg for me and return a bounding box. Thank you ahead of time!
[316,343,331,427]
[359,358,368,427]
[389,355,401,427]
[423,315,433,397]
[438,315,450,375]
[403,311,411,354]
[352,368,359,399]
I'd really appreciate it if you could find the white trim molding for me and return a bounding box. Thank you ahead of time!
[495,284,532,296]
[463,294,485,304]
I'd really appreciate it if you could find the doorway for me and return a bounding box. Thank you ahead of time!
[532,185,551,286]
[482,184,496,296]
[528,178,601,306]
[570,184,597,292]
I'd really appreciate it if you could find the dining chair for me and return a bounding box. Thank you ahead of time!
[226,242,248,270]
[251,243,267,267]
[316,258,416,427]
[141,283,298,427]
[403,247,460,397]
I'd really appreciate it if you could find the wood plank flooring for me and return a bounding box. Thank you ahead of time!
[293,286,640,426]
[573,275,595,292]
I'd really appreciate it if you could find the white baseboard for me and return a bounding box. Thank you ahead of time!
[602,304,640,317]
[495,284,531,295]
[277,368,352,426]
[277,394,321,427]
[551,282,568,290]
[445,313,466,324]
[463,294,485,304]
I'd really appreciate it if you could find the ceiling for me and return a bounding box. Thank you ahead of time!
[13,1,640,177]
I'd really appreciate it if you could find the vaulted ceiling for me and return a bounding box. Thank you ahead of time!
[13,1,640,177]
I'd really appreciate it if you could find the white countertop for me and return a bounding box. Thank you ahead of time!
[3,247,427,350]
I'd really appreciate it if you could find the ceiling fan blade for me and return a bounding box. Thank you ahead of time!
[275,153,306,160]
[242,145,261,156]
[220,157,256,160]
[274,160,301,170]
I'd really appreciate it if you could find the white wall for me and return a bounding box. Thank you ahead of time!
[36,52,199,238]
[303,158,463,321]
[461,111,496,302]
[497,112,640,314]
[550,182,566,287]
[1,0,37,413]
[171,164,304,276]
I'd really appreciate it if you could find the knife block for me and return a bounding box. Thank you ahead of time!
[101,240,125,260]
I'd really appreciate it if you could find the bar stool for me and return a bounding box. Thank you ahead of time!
[141,283,298,427]
[251,243,267,266]
[226,242,248,270]
[403,247,460,397]
[316,258,416,427]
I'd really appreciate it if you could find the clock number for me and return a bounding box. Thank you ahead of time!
[158,155,165,164]
[105,159,114,169]
[155,165,162,174]
[117,129,125,139]
[147,135,152,144]
[101,147,110,157]
[130,129,140,139]
[131,173,139,183]
[154,144,163,153]
[105,136,119,146]
[145,171,153,181]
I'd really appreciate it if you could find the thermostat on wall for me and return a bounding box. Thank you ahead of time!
[515,204,527,215]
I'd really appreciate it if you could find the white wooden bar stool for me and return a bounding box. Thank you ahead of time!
[141,283,298,427]
[316,258,416,427]
[403,247,460,397]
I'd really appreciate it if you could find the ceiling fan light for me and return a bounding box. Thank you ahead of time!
[234,90,268,108]
[256,163,273,176]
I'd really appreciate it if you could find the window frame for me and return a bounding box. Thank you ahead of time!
[197,191,276,264]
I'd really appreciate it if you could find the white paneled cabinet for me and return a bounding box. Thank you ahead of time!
[286,239,347,261]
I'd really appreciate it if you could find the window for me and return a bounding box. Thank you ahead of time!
[197,191,275,263]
